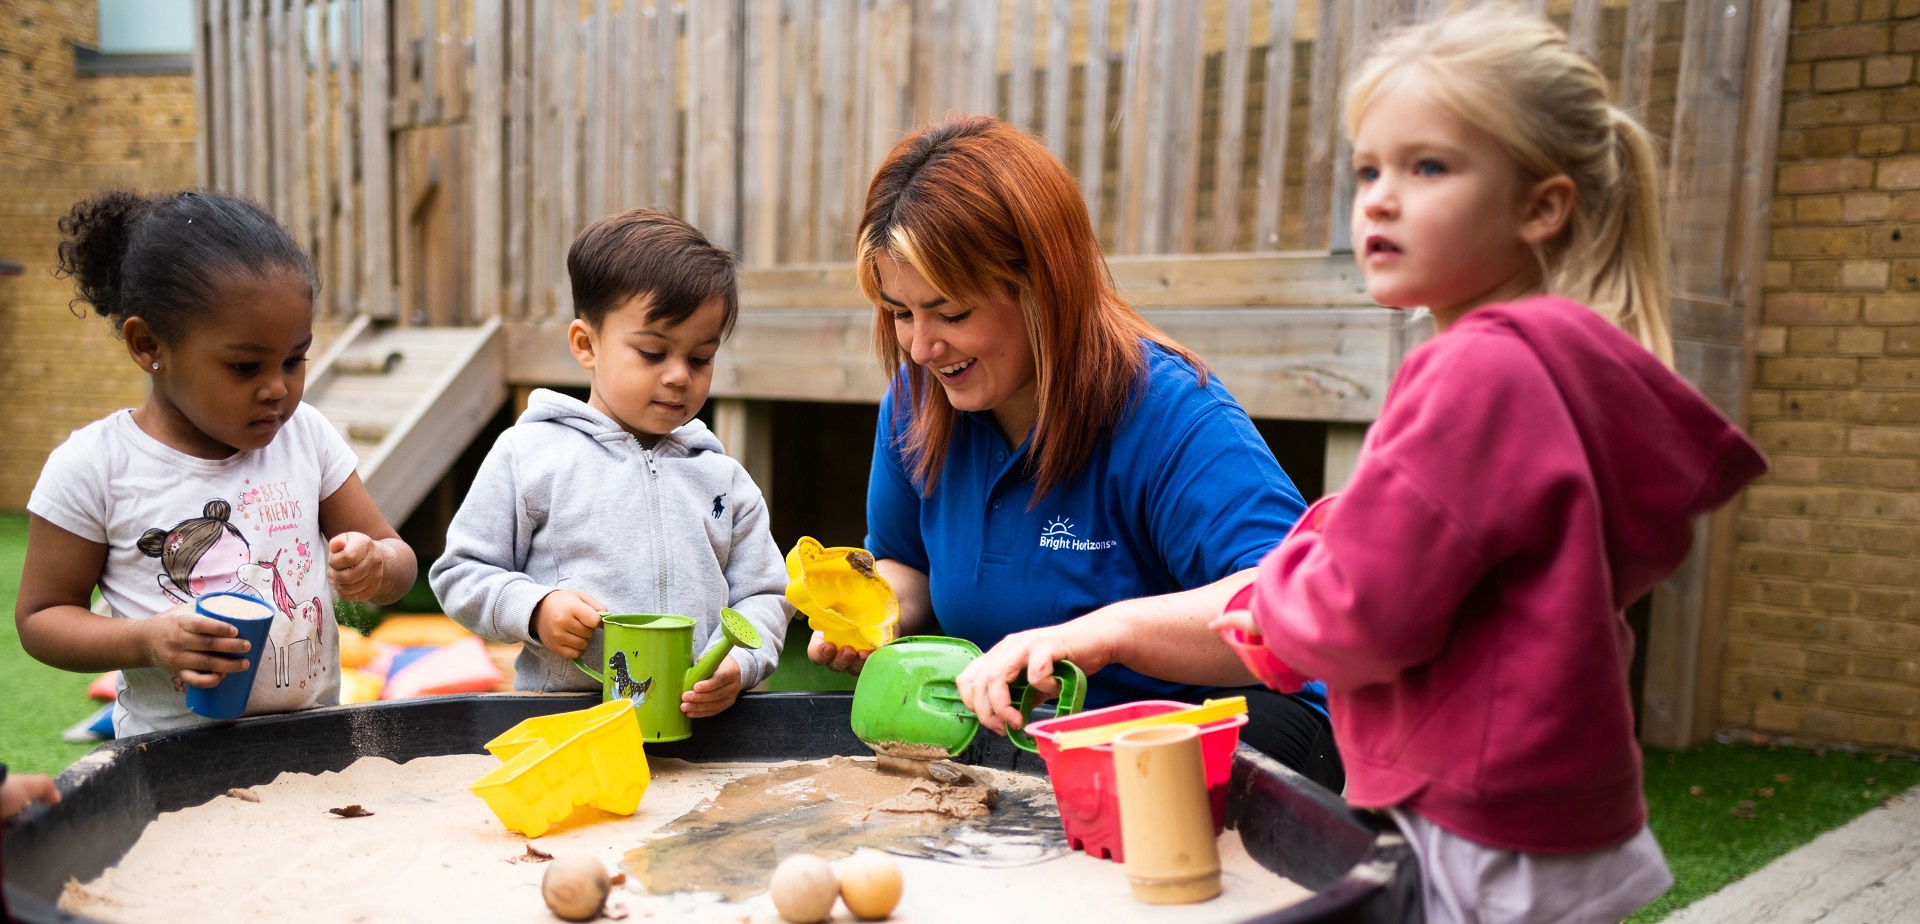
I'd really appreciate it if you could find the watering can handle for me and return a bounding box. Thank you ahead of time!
[1007,660,1087,753]
[572,658,606,686]
[566,612,614,686]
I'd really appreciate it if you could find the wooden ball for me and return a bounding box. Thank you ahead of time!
[838,850,903,920]
[770,853,839,923]
[541,855,610,922]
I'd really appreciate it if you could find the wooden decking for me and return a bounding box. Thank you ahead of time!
[1665,786,1920,924]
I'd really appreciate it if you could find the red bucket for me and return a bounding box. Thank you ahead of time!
[1026,701,1247,862]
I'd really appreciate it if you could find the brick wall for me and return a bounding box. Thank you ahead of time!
[1725,0,1920,750]
[0,0,196,508]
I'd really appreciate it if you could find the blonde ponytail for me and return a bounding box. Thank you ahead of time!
[1556,109,1672,365]
[1345,4,1674,365]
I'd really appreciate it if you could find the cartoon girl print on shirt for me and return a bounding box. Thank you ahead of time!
[137,499,325,691]
[136,500,265,604]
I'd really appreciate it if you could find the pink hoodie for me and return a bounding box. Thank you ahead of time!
[1248,296,1767,854]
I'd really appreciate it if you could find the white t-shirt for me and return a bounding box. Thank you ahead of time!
[28,404,358,736]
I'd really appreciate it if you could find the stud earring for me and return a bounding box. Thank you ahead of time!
[151,363,160,371]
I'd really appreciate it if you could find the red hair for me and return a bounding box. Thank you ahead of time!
[856,114,1206,500]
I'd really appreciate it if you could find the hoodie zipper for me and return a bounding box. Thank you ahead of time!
[642,442,665,609]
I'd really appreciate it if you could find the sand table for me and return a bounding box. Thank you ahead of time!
[59,753,1312,923]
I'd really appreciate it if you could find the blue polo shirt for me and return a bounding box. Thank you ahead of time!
[865,341,1310,710]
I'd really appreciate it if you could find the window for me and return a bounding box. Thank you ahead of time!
[77,0,194,76]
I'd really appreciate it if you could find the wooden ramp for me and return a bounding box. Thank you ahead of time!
[306,317,506,524]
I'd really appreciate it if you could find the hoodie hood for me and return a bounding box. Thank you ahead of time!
[519,387,724,457]
[1468,299,1769,603]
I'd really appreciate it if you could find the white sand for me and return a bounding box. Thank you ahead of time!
[60,754,1312,923]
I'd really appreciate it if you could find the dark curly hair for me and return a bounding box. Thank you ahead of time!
[55,189,316,343]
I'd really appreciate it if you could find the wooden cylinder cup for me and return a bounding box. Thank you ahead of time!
[1112,724,1223,904]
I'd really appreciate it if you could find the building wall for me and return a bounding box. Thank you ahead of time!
[0,0,196,508]
[1724,0,1920,750]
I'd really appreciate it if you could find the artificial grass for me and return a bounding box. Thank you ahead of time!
[1632,739,1920,921]
[0,511,103,776]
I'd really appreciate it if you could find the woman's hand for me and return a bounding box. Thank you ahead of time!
[806,630,872,675]
[682,656,743,717]
[956,618,1123,735]
[141,604,251,688]
[954,569,1267,733]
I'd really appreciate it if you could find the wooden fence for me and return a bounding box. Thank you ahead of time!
[194,2,1782,355]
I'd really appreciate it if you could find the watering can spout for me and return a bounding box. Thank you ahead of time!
[687,607,765,687]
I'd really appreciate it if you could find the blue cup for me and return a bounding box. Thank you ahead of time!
[184,591,276,720]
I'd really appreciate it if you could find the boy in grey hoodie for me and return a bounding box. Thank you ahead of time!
[431,208,789,716]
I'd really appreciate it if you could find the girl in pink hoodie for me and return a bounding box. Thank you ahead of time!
[1212,8,1767,923]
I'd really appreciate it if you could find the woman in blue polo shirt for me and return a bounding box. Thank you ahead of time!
[810,114,1342,792]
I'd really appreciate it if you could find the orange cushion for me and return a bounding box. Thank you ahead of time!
[87,671,120,701]
[338,628,377,669]
[368,613,474,648]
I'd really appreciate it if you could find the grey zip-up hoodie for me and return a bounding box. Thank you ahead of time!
[430,389,790,692]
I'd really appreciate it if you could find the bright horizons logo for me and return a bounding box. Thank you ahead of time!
[1039,517,1117,552]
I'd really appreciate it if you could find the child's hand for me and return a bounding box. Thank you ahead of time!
[327,532,389,602]
[533,590,605,660]
[2,773,61,823]
[1209,607,1258,636]
[682,655,743,718]
[141,604,252,688]
[1210,581,1261,637]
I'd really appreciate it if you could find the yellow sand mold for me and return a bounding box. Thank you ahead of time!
[469,699,649,837]
[785,537,900,652]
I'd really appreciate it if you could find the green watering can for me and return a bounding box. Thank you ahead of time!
[574,608,763,743]
[850,636,1086,764]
